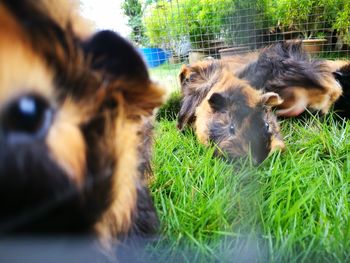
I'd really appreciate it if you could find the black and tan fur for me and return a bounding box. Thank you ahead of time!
[327,60,350,118]
[0,0,164,243]
[231,41,342,117]
[178,60,285,164]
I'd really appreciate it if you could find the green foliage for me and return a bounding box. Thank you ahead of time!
[332,0,350,45]
[269,0,324,38]
[144,0,350,53]
[270,0,350,40]
[156,91,182,121]
[122,0,149,46]
[144,0,233,48]
[150,112,350,261]
[222,0,270,47]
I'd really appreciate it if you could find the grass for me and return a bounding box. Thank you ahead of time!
[147,100,350,262]
[149,63,182,93]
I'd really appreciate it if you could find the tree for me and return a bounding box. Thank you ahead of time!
[122,0,149,46]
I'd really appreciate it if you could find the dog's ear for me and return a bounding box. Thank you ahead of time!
[82,30,164,116]
[177,94,197,130]
[177,64,198,130]
[82,30,148,80]
[177,61,218,130]
[178,61,215,93]
[208,92,227,112]
[261,92,284,107]
[179,64,191,88]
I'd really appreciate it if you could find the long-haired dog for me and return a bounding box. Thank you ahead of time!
[0,0,164,243]
[233,41,342,117]
[178,60,285,164]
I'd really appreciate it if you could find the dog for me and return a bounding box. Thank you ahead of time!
[233,41,342,117]
[0,0,164,243]
[178,60,285,164]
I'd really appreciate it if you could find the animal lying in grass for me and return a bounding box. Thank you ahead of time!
[0,0,164,243]
[231,41,342,117]
[177,41,346,163]
[225,42,349,119]
[178,60,285,164]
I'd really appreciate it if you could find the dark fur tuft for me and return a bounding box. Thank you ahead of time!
[333,63,350,118]
[177,61,221,130]
[238,41,328,91]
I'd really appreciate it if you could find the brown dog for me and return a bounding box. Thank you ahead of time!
[0,0,164,243]
[178,60,285,164]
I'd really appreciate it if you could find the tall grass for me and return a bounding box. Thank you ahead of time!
[149,107,350,262]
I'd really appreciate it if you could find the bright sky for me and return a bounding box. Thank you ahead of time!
[80,0,131,37]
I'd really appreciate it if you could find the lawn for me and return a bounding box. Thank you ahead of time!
[148,97,350,262]
[149,63,182,93]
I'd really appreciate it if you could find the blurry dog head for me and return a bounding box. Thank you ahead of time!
[0,0,163,238]
[178,61,284,164]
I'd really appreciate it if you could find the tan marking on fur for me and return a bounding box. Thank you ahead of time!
[31,0,94,39]
[277,80,342,115]
[195,100,212,144]
[267,113,285,152]
[46,100,87,186]
[102,80,165,119]
[95,81,164,241]
[222,52,259,74]
[240,85,262,107]
[124,82,166,118]
[179,64,191,88]
[215,69,262,107]
[0,5,54,105]
[261,92,284,107]
[276,91,307,117]
[325,60,350,72]
[179,60,221,94]
[94,93,138,241]
[270,136,286,152]
[318,76,343,113]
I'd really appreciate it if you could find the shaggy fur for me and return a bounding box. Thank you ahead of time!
[178,60,285,164]
[0,0,164,242]
[234,41,342,117]
[330,61,350,118]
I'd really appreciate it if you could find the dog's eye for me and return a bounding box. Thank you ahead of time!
[186,73,195,82]
[229,124,235,135]
[2,95,52,138]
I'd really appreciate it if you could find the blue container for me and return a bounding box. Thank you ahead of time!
[139,48,170,68]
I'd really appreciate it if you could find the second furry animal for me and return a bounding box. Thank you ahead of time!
[178,60,285,164]
[234,41,342,117]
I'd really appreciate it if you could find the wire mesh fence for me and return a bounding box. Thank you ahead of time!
[129,0,350,91]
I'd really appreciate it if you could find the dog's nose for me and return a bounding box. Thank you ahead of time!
[1,95,53,142]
